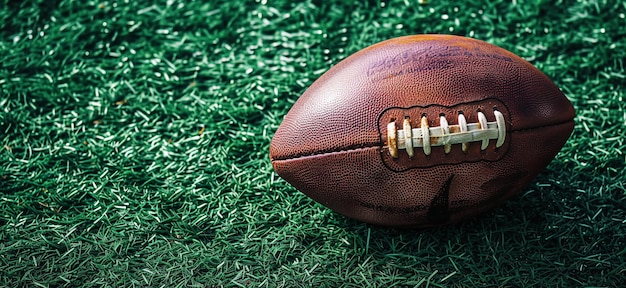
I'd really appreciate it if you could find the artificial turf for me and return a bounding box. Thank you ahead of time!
[1,0,625,287]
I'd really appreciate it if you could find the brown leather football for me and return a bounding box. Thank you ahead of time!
[270,35,575,228]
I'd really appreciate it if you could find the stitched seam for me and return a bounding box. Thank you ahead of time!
[270,119,574,162]
[271,145,380,162]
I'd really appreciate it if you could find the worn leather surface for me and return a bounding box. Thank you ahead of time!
[270,35,575,227]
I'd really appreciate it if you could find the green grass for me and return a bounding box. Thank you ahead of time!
[1,0,625,287]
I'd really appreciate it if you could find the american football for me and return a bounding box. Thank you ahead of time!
[270,35,575,228]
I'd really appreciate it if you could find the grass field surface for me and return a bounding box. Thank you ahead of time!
[1,0,625,287]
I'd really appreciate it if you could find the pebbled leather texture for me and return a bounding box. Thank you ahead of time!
[270,35,575,228]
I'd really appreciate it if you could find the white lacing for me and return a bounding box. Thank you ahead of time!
[387,110,506,158]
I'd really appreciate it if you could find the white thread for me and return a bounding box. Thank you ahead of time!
[403,117,414,158]
[439,115,451,154]
[458,113,468,152]
[387,121,398,158]
[421,116,431,156]
[387,110,506,158]
[477,111,489,150]
[494,110,506,148]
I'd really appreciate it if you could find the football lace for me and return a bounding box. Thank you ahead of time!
[387,110,506,158]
